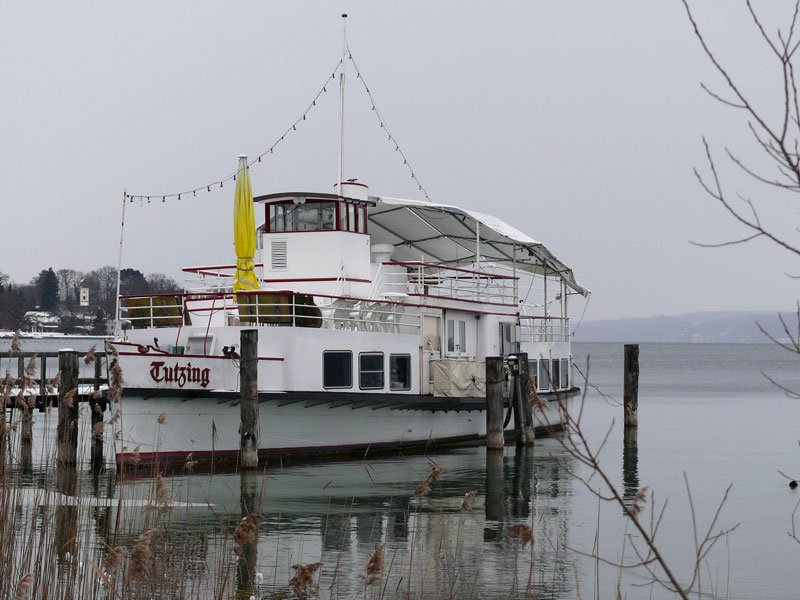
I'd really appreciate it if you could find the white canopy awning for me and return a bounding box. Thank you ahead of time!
[368,196,589,296]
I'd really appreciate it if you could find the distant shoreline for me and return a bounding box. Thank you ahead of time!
[572,310,795,344]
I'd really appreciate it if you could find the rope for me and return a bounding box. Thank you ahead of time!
[346,49,432,202]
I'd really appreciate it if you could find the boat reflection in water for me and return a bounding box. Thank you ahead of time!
[95,440,578,598]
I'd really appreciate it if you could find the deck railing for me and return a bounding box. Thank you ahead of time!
[119,290,421,334]
[518,316,570,343]
[180,261,520,307]
[381,261,519,306]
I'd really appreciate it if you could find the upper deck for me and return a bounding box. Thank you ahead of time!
[118,186,585,347]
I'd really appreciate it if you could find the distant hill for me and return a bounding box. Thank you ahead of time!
[572,311,797,343]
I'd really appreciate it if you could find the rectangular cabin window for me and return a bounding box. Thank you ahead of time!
[538,359,550,392]
[446,317,468,355]
[560,358,569,389]
[359,352,384,390]
[338,202,347,230]
[323,351,352,389]
[529,360,538,392]
[390,354,411,391]
[348,204,356,232]
[551,359,561,390]
[447,320,455,353]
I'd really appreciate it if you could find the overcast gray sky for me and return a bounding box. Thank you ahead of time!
[1,1,798,320]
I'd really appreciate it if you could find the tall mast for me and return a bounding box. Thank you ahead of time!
[337,13,348,195]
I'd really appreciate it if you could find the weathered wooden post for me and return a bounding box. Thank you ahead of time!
[485,356,505,450]
[20,355,33,450]
[507,356,524,446]
[90,356,104,469]
[517,353,535,446]
[57,349,79,465]
[623,344,639,427]
[240,329,259,469]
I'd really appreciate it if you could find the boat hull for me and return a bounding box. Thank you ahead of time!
[112,389,576,469]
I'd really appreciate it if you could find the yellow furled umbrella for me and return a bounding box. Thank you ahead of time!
[233,155,259,294]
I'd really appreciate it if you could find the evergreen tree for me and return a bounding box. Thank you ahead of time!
[34,268,59,311]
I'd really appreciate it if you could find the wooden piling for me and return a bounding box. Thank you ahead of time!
[510,357,524,446]
[623,344,639,427]
[485,356,505,450]
[517,353,535,446]
[239,329,259,469]
[90,357,104,468]
[57,350,79,465]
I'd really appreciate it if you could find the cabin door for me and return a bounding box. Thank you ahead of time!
[444,311,477,359]
[421,315,441,394]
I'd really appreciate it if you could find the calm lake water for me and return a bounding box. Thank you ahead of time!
[5,342,800,599]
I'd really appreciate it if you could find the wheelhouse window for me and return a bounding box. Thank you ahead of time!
[323,351,352,389]
[529,360,538,392]
[560,358,569,389]
[269,201,336,233]
[357,206,366,233]
[390,354,411,391]
[267,200,367,233]
[359,352,384,390]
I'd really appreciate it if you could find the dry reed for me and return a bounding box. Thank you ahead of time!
[290,561,320,597]
[508,524,533,548]
[83,345,96,365]
[360,543,385,585]
[10,330,20,353]
[128,528,158,583]
[14,573,33,600]
[62,387,77,408]
[460,490,477,511]
[108,358,123,403]
[233,514,261,556]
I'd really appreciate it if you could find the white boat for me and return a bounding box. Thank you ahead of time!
[110,44,588,469]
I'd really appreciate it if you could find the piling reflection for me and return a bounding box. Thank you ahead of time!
[55,465,78,566]
[236,469,261,599]
[484,449,505,530]
[622,426,639,513]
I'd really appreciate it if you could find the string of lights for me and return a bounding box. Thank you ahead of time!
[125,52,347,204]
[346,49,432,202]
[125,45,433,204]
